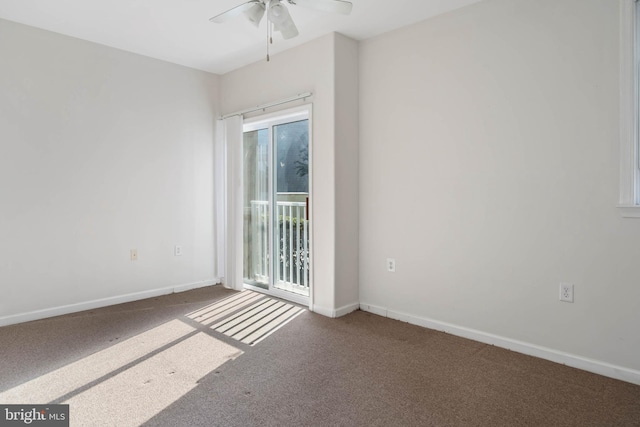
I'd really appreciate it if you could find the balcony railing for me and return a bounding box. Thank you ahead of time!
[246,200,310,295]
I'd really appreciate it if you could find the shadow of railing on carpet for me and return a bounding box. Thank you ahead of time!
[187,290,305,346]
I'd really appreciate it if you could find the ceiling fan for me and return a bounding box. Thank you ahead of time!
[210,0,353,59]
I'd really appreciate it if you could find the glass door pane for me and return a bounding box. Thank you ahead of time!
[243,128,270,289]
[243,110,311,304]
[273,120,309,297]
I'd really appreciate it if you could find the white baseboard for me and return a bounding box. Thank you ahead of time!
[359,302,640,386]
[0,279,220,328]
[311,305,334,317]
[312,302,359,318]
[335,302,360,318]
[359,303,388,318]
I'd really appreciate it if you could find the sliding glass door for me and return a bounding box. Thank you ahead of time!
[243,127,270,288]
[242,107,311,303]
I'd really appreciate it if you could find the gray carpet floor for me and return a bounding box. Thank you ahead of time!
[1,285,639,426]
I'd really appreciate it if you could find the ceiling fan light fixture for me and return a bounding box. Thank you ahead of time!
[243,1,266,27]
[275,21,299,39]
[276,25,300,40]
[267,0,290,26]
[211,0,353,61]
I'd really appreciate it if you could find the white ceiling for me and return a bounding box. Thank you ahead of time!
[0,0,482,75]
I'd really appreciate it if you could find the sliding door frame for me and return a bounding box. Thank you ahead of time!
[242,104,313,308]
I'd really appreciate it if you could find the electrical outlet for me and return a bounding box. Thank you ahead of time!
[174,245,183,256]
[130,249,138,261]
[559,282,574,303]
[387,258,396,272]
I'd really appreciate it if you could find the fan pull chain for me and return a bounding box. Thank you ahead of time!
[267,22,273,62]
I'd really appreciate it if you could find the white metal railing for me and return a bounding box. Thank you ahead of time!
[248,200,309,293]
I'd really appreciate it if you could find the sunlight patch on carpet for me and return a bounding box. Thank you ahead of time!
[210,297,304,345]
[65,332,240,426]
[0,319,242,427]
[0,319,195,404]
[186,291,266,326]
[186,291,306,345]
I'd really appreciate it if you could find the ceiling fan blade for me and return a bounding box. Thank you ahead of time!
[209,0,263,23]
[286,0,353,15]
